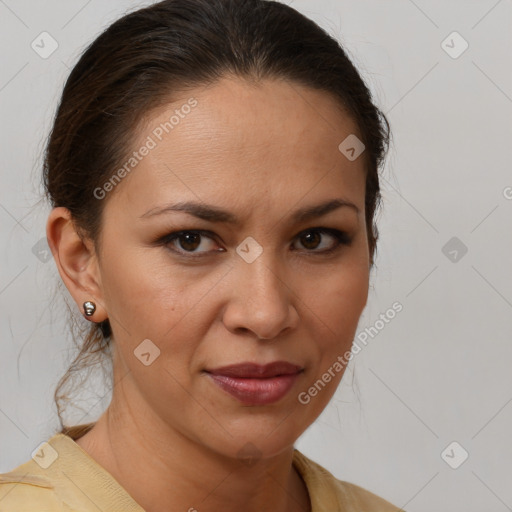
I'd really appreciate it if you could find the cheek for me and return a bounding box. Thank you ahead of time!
[304,260,369,375]
[100,246,185,316]
[100,247,228,352]
[97,251,181,366]
[296,266,367,416]
[309,262,368,330]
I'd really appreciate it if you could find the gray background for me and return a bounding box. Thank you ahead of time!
[1,1,511,511]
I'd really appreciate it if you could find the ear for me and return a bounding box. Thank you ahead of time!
[46,207,107,323]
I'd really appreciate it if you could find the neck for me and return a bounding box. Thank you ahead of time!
[75,385,310,512]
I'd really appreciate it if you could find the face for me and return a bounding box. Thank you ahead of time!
[89,76,369,458]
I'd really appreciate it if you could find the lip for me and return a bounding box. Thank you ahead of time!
[205,361,304,405]
[208,361,303,378]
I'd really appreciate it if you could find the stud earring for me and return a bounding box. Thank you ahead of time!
[83,301,96,317]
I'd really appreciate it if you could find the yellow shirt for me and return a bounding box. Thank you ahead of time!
[0,431,403,511]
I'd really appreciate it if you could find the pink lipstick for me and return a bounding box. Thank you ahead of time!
[205,361,303,405]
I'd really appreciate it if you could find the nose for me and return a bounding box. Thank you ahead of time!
[222,255,299,340]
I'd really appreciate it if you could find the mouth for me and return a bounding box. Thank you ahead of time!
[204,361,304,405]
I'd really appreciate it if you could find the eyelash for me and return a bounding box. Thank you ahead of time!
[156,227,352,259]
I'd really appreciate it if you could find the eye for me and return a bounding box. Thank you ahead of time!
[160,230,224,256]
[292,228,352,254]
[157,227,352,258]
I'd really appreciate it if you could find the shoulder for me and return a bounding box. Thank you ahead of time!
[293,449,404,512]
[0,459,71,511]
[333,479,404,511]
[0,432,144,512]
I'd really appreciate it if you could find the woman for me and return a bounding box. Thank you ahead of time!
[0,0,401,510]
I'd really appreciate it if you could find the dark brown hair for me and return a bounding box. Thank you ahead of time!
[43,0,391,440]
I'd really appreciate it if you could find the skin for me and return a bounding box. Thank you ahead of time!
[46,75,370,512]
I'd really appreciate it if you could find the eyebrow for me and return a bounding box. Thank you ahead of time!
[139,198,359,224]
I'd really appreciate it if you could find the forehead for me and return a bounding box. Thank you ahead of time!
[107,76,366,220]
[144,76,360,160]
